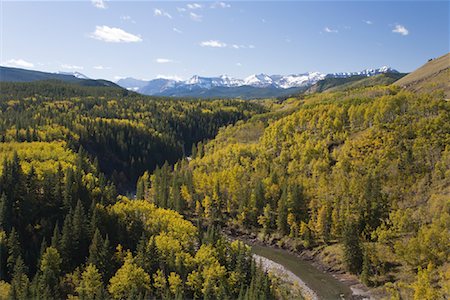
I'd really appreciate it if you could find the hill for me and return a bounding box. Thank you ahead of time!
[137,84,450,299]
[0,66,120,88]
[307,73,406,94]
[394,52,450,98]
[156,85,308,99]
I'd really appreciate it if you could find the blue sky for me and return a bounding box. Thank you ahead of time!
[1,1,448,81]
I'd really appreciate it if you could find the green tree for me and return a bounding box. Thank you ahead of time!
[412,263,441,300]
[342,221,363,274]
[108,252,151,299]
[10,256,30,300]
[37,247,62,299]
[76,264,104,300]
[276,189,288,235]
[6,228,21,279]
[258,204,272,235]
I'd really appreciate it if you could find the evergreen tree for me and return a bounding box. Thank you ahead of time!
[37,247,62,299]
[342,221,363,274]
[72,200,88,268]
[7,228,21,279]
[50,223,60,250]
[10,256,30,300]
[88,228,104,271]
[276,189,288,235]
[76,264,105,300]
[0,193,9,231]
[60,212,73,272]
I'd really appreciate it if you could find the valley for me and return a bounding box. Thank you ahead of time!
[0,52,448,299]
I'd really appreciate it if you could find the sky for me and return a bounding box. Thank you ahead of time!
[1,0,449,81]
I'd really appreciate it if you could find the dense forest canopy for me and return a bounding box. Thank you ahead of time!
[137,86,450,299]
[0,81,282,300]
[0,76,448,299]
[0,81,266,191]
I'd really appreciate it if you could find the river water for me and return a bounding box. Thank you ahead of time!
[251,244,354,300]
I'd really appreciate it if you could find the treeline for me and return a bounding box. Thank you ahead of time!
[137,86,450,299]
[0,82,265,190]
[0,147,277,299]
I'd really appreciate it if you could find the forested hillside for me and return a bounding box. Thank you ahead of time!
[137,85,450,299]
[0,81,265,191]
[0,73,448,299]
[0,82,283,299]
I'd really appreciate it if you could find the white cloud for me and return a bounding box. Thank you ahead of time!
[236,62,242,67]
[156,74,183,81]
[392,24,409,36]
[91,0,107,9]
[324,27,338,33]
[173,27,183,34]
[3,59,34,68]
[231,44,254,49]
[200,40,227,48]
[93,65,110,70]
[121,15,136,23]
[154,8,172,19]
[90,25,142,43]
[61,64,83,70]
[155,58,174,64]
[211,2,231,9]
[364,20,373,25]
[200,41,254,49]
[187,3,203,9]
[190,12,202,21]
[177,7,187,12]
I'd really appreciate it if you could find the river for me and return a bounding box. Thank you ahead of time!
[251,244,356,300]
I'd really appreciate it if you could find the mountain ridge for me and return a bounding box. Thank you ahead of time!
[119,66,399,98]
[0,66,121,88]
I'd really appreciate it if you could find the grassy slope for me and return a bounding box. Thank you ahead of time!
[394,52,450,98]
[307,73,406,94]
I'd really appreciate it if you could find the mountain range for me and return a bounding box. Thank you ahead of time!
[117,66,399,98]
[0,65,400,98]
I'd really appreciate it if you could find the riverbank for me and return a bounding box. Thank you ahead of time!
[254,253,319,300]
[224,228,376,299]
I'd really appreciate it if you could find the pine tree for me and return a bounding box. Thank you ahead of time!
[60,212,73,272]
[7,228,21,279]
[342,221,363,274]
[76,264,105,300]
[0,193,9,231]
[88,228,104,270]
[135,235,157,275]
[361,246,371,286]
[316,205,331,243]
[37,247,62,299]
[101,235,113,281]
[258,204,272,235]
[50,223,60,250]
[72,200,88,268]
[276,189,288,235]
[10,256,30,300]
[253,180,265,216]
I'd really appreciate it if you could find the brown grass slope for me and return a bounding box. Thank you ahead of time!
[394,52,450,98]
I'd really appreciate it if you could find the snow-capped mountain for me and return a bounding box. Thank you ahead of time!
[57,71,90,80]
[116,66,398,98]
[328,66,399,78]
[116,77,150,91]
